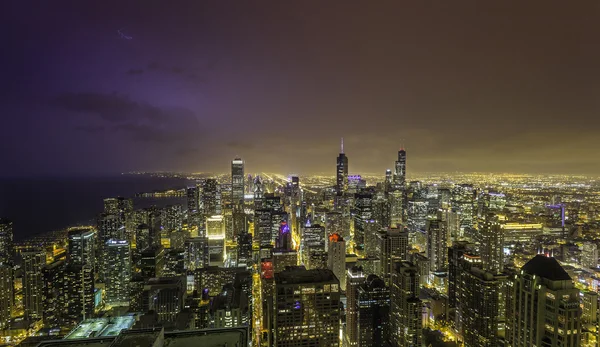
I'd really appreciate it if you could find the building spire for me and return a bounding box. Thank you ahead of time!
[341,137,344,154]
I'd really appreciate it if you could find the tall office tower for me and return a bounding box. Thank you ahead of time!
[273,267,341,347]
[66,228,96,322]
[232,157,245,205]
[184,237,209,271]
[385,169,393,192]
[42,259,67,328]
[448,241,475,310]
[237,232,253,268]
[426,218,448,272]
[389,190,405,226]
[451,184,476,233]
[336,138,349,196]
[376,227,409,285]
[276,221,292,250]
[477,214,504,274]
[357,274,391,347]
[105,239,131,307]
[187,186,198,213]
[0,219,13,329]
[457,266,506,347]
[22,249,45,320]
[246,174,254,194]
[372,191,391,229]
[140,246,165,279]
[256,209,274,247]
[507,255,581,347]
[265,193,283,212]
[161,204,183,233]
[353,192,373,251]
[581,242,598,268]
[286,176,301,240]
[253,175,264,207]
[407,200,428,232]
[390,261,422,347]
[393,148,407,189]
[346,266,367,347]
[202,179,222,217]
[327,233,346,290]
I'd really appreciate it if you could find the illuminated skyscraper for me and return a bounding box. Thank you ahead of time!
[376,227,409,285]
[273,267,340,347]
[202,179,222,217]
[327,233,346,290]
[232,157,245,205]
[507,255,581,347]
[66,228,96,322]
[336,138,348,196]
[477,214,504,274]
[426,218,448,272]
[390,261,422,347]
[105,239,131,307]
[393,148,406,189]
[346,266,366,347]
[22,248,45,321]
[0,219,13,329]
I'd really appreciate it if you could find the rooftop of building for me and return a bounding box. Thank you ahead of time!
[521,254,571,281]
[275,266,337,285]
[36,327,248,347]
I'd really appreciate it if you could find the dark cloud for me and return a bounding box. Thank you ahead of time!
[55,92,202,147]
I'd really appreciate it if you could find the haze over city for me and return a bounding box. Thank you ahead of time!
[2,0,599,176]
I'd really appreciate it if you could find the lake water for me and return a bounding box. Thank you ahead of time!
[0,175,194,241]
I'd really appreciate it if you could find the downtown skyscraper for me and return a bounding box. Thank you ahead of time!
[336,138,348,196]
[232,157,245,206]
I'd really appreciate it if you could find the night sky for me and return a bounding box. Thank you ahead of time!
[2,1,599,176]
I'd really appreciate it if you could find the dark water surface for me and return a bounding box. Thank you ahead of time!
[0,175,193,241]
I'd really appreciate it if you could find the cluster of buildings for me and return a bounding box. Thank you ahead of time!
[2,141,600,346]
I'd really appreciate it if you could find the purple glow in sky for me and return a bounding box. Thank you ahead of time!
[1,1,599,176]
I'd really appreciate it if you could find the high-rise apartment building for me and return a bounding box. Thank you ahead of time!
[477,214,505,274]
[22,249,45,320]
[105,239,131,307]
[426,218,448,272]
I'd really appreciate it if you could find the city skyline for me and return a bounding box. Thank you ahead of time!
[2,1,599,176]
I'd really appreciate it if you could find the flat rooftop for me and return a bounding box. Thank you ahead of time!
[64,316,137,340]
